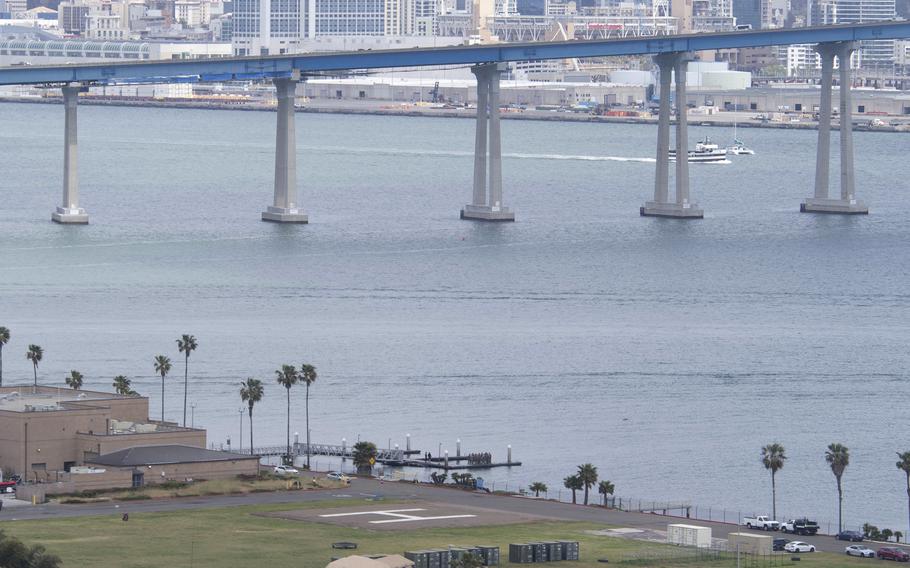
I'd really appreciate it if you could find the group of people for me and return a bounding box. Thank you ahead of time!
[467,452,492,465]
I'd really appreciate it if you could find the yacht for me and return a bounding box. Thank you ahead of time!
[728,138,755,155]
[669,137,729,163]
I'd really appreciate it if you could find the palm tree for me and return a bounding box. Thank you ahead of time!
[529,481,548,497]
[153,355,172,421]
[112,375,133,395]
[239,378,264,456]
[65,370,83,390]
[761,443,787,520]
[298,364,317,469]
[26,344,43,389]
[0,326,10,387]
[176,334,197,427]
[564,474,582,504]
[577,463,598,506]
[826,443,850,532]
[896,451,910,538]
[275,364,298,460]
[352,441,377,473]
[598,480,615,506]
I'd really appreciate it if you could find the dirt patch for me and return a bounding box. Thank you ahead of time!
[258,501,553,531]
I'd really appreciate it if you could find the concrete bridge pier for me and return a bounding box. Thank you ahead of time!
[461,62,514,222]
[262,73,308,223]
[641,53,703,219]
[801,42,868,215]
[51,84,89,224]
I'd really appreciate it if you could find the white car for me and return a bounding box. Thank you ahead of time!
[326,472,351,482]
[784,541,816,553]
[273,465,299,476]
[845,545,875,558]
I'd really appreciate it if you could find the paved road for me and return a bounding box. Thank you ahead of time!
[0,479,897,555]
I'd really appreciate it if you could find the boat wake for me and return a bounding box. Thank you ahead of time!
[310,145,656,163]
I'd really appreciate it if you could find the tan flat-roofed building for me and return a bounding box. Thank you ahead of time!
[0,385,205,482]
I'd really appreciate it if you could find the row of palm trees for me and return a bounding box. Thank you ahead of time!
[3,332,140,397]
[528,464,615,506]
[0,327,45,389]
[61,370,137,395]
[239,363,318,466]
[762,442,910,534]
[2,331,199,428]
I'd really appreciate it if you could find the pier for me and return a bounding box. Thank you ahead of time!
[252,441,520,470]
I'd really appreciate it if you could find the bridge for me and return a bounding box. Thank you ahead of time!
[1,22,908,223]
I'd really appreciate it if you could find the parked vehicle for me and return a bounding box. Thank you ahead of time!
[845,545,876,558]
[779,518,819,535]
[877,547,910,562]
[773,538,789,551]
[743,515,780,531]
[327,472,351,482]
[273,465,299,476]
[784,541,816,553]
[837,530,865,542]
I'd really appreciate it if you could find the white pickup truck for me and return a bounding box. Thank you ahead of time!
[742,515,780,531]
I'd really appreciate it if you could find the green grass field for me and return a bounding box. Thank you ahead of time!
[0,499,876,568]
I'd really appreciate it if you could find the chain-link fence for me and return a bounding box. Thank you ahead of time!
[621,547,792,567]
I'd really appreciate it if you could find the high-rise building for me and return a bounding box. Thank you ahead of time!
[732,0,760,28]
[233,0,312,54]
[313,0,384,34]
[413,0,438,34]
[809,0,896,68]
[58,0,91,33]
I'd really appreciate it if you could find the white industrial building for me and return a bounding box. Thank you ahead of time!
[301,76,650,106]
[0,38,232,65]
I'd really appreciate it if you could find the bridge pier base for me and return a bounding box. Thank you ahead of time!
[641,53,703,219]
[801,42,867,215]
[262,75,308,223]
[461,63,514,222]
[52,84,89,224]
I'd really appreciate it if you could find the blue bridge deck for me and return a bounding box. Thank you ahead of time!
[0,22,909,86]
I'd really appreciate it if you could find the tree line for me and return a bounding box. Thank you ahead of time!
[238,363,317,468]
[762,442,910,535]
[528,463,615,506]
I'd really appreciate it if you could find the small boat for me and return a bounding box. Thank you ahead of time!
[727,104,755,155]
[728,138,755,155]
[669,137,729,163]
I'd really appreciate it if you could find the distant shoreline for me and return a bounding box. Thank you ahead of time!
[2,95,908,133]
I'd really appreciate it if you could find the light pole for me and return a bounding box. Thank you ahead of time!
[190,403,196,428]
[239,408,244,452]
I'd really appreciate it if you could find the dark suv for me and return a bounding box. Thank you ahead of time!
[877,547,910,562]
[836,530,864,542]
[773,538,789,551]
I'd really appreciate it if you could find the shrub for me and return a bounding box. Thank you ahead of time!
[117,492,152,501]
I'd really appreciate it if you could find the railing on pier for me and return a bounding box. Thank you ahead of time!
[252,442,406,462]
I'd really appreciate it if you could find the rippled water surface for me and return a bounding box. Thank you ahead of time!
[1,102,909,530]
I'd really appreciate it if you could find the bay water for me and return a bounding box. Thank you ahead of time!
[1,102,909,531]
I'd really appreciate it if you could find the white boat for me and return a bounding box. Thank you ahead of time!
[728,139,755,155]
[727,105,755,155]
[669,137,729,163]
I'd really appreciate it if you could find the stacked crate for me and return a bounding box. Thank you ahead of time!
[508,541,579,563]
[477,545,500,566]
[405,550,431,568]
[509,543,534,563]
[557,541,580,561]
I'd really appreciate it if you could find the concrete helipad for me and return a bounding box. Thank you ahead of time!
[261,501,553,531]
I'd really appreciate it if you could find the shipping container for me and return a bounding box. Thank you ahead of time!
[509,543,533,563]
[667,524,712,548]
